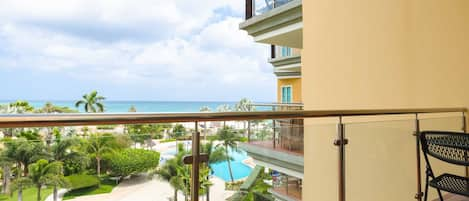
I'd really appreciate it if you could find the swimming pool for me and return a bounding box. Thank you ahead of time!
[210,149,252,181]
[161,145,252,181]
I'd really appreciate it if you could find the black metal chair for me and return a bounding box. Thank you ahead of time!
[420,131,469,201]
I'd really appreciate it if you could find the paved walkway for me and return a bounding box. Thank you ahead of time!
[67,175,235,201]
[45,189,68,201]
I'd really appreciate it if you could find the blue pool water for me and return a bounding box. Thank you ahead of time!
[161,146,252,181]
[210,149,252,181]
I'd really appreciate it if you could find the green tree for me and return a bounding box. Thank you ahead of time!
[75,90,106,113]
[52,138,89,175]
[35,102,78,113]
[216,104,231,127]
[3,139,50,177]
[216,127,240,183]
[235,98,255,141]
[0,152,13,194]
[199,106,211,140]
[171,124,186,139]
[28,159,64,201]
[10,177,32,201]
[157,146,186,201]
[128,105,137,112]
[8,100,34,114]
[43,174,69,201]
[86,134,115,177]
[17,130,41,141]
[201,142,227,201]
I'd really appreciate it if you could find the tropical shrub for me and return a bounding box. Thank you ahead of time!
[66,174,100,190]
[108,149,160,177]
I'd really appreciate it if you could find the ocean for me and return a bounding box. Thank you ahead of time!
[0,100,270,113]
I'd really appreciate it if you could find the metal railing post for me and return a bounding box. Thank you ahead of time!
[462,112,468,178]
[245,0,253,19]
[463,111,467,133]
[414,114,423,201]
[271,45,276,59]
[191,121,200,201]
[334,116,347,201]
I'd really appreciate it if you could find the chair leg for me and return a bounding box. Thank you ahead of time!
[424,175,430,201]
[436,188,443,201]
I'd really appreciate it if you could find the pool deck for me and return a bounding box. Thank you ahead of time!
[67,175,235,201]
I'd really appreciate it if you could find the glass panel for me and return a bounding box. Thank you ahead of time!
[302,118,339,201]
[255,0,295,15]
[345,115,464,201]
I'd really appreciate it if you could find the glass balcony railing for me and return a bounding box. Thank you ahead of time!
[254,0,295,16]
[0,108,467,201]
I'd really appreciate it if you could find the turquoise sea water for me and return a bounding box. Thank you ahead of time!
[0,100,271,113]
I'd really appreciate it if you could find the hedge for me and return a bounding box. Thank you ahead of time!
[240,166,263,191]
[66,174,100,190]
[109,149,160,177]
[253,192,274,201]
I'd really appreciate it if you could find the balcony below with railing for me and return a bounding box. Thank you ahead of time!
[269,173,302,201]
[240,0,302,48]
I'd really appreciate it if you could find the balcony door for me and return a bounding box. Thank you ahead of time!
[281,85,292,103]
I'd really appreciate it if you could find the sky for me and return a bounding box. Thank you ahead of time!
[0,0,276,102]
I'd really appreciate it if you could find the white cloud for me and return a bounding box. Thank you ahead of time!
[0,1,276,101]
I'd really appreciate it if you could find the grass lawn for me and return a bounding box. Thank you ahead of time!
[63,179,118,200]
[0,187,53,201]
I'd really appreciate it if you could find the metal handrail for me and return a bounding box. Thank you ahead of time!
[0,107,465,128]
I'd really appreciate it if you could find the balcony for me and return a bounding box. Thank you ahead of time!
[269,45,301,78]
[0,108,468,201]
[269,174,302,201]
[240,0,303,48]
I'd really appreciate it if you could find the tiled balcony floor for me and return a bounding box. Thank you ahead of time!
[248,140,303,156]
[433,194,469,201]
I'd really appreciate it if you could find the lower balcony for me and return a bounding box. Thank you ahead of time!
[269,174,302,201]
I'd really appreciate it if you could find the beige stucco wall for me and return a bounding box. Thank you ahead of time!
[302,0,469,200]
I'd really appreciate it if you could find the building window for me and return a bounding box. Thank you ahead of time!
[281,46,292,57]
[281,85,292,103]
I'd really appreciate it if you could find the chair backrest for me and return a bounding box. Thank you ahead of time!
[420,131,469,166]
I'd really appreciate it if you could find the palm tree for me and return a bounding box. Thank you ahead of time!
[52,138,89,174]
[128,105,137,112]
[235,98,255,141]
[87,134,114,177]
[216,127,240,183]
[201,142,227,201]
[8,100,34,114]
[157,146,187,201]
[75,90,106,113]
[0,153,13,194]
[43,174,69,201]
[28,159,63,201]
[10,177,32,201]
[216,104,231,127]
[4,139,50,177]
[199,106,211,140]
